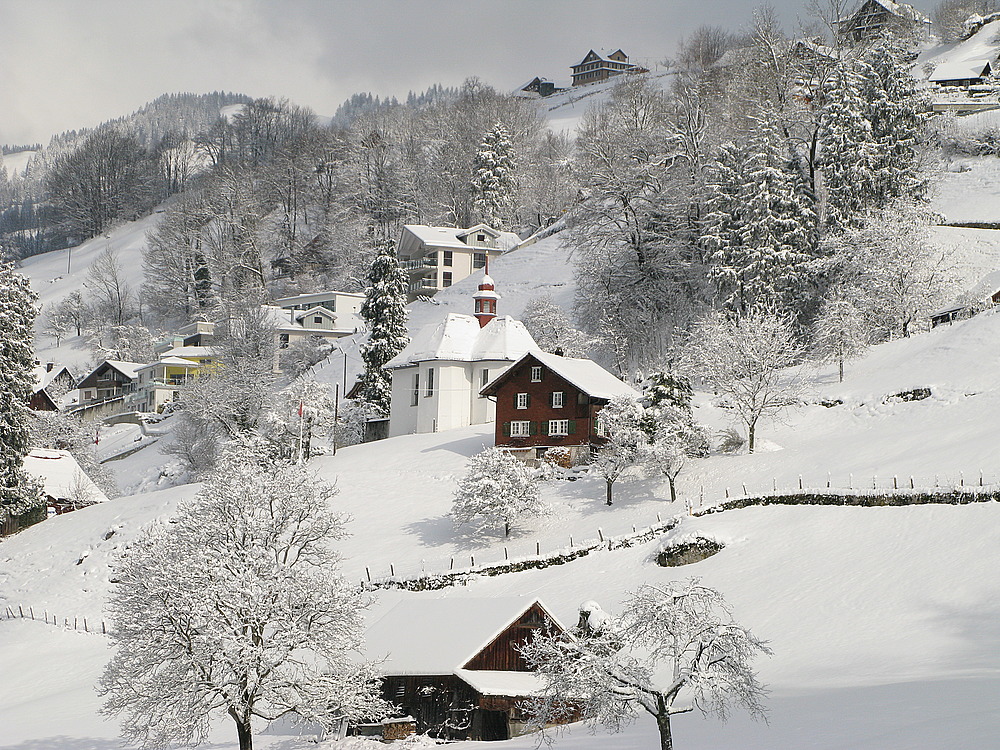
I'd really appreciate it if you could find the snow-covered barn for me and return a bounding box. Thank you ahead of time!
[365,597,567,741]
[22,448,108,515]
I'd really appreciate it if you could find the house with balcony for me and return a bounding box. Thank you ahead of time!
[387,275,539,436]
[397,224,519,301]
[571,48,641,86]
[274,289,365,321]
[129,356,204,413]
[76,361,143,407]
[481,350,640,465]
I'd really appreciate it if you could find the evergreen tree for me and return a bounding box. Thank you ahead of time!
[471,122,517,229]
[817,65,877,230]
[0,262,44,527]
[704,128,817,314]
[358,237,409,414]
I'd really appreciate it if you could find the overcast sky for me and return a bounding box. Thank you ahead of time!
[0,0,937,147]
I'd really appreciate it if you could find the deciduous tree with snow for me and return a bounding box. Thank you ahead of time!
[452,446,542,537]
[521,581,771,750]
[592,394,646,506]
[682,309,802,453]
[99,441,388,750]
[811,295,870,382]
[522,295,591,357]
[641,406,710,503]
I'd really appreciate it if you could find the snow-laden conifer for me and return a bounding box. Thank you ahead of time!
[99,440,388,750]
[471,122,516,230]
[0,262,44,527]
[522,580,771,750]
[452,446,541,537]
[359,236,408,414]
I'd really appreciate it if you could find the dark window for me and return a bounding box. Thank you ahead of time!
[443,250,453,266]
[411,373,420,406]
[473,252,487,269]
[426,368,435,396]
[477,233,486,242]
[443,272,453,287]
[313,316,323,324]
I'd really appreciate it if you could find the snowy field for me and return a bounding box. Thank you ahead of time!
[6,302,1000,748]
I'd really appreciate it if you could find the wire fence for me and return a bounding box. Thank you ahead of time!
[2,603,109,636]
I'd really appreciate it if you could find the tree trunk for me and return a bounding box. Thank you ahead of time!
[838,358,844,383]
[606,479,613,506]
[504,521,510,538]
[656,712,673,750]
[667,475,677,502]
[230,710,253,750]
[748,422,756,454]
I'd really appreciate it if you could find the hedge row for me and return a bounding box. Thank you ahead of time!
[697,489,1000,515]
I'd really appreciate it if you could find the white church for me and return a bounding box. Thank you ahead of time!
[386,274,539,436]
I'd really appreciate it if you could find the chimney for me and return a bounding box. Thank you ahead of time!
[473,272,500,328]
[46,362,54,372]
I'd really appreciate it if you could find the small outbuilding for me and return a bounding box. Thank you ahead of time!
[22,448,108,515]
[365,597,569,741]
[929,59,993,87]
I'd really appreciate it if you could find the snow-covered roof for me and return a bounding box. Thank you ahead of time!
[136,356,201,372]
[79,360,143,386]
[572,48,629,67]
[365,597,560,675]
[401,224,520,252]
[484,351,640,401]
[933,270,1000,315]
[32,364,73,393]
[386,314,539,369]
[453,669,546,697]
[930,60,993,82]
[274,290,365,307]
[161,346,215,359]
[294,305,337,321]
[840,0,929,24]
[23,448,108,505]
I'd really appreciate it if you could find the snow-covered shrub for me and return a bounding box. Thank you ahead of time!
[717,427,746,454]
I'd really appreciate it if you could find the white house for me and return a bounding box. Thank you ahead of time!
[397,224,520,301]
[387,275,539,436]
[274,289,365,322]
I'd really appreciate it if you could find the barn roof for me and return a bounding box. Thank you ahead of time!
[32,364,74,393]
[364,597,563,676]
[454,669,546,697]
[23,448,108,505]
[481,351,641,402]
[929,60,992,82]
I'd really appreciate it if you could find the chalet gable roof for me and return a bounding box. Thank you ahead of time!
[364,597,565,676]
[77,360,143,388]
[456,223,501,240]
[481,350,641,402]
[294,305,338,322]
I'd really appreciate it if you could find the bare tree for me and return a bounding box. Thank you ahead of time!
[86,247,135,327]
[522,580,771,750]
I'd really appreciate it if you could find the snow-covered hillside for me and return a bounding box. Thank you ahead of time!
[5,302,1000,748]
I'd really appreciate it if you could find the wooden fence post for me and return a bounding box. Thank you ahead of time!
[535,541,540,556]
[910,476,914,489]
[365,567,371,582]
[798,475,803,490]
[598,528,604,542]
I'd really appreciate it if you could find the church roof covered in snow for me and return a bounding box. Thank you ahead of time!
[385,314,539,369]
[364,597,564,676]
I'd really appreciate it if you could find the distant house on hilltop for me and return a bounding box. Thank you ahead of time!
[386,274,539,437]
[365,597,569,741]
[837,0,930,44]
[481,350,640,465]
[571,48,643,86]
[397,224,519,301]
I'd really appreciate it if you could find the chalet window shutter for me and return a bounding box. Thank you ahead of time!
[529,421,538,436]
[567,419,577,434]
[525,393,531,408]
[503,422,511,437]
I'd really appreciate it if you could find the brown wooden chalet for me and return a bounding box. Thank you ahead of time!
[28,363,75,411]
[480,351,640,465]
[837,0,930,45]
[76,360,142,405]
[365,597,569,741]
[571,48,639,86]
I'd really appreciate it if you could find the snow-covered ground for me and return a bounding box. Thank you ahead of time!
[1,149,37,177]
[6,299,1000,748]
